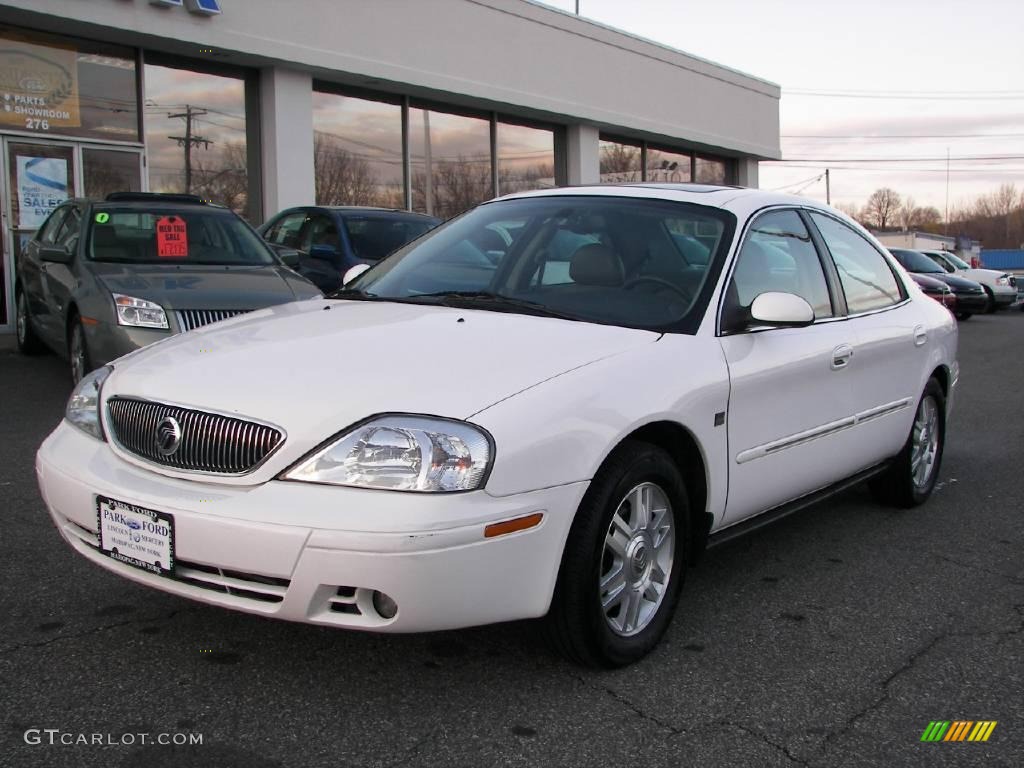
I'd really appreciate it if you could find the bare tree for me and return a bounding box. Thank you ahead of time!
[192,141,248,214]
[835,202,865,224]
[862,188,902,230]
[599,143,641,180]
[314,133,381,207]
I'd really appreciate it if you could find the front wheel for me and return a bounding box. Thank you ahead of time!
[983,287,996,314]
[15,290,44,355]
[545,441,689,667]
[870,378,946,508]
[68,319,93,385]
[955,312,972,321]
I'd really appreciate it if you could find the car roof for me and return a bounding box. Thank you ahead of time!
[305,206,439,219]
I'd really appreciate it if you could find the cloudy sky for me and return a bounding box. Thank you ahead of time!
[539,0,1024,213]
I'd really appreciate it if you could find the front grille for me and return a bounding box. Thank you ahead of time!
[106,397,283,474]
[1009,276,1017,288]
[175,559,290,603]
[176,309,250,332]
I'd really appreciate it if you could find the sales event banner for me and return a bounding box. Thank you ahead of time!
[0,36,80,130]
[17,156,69,229]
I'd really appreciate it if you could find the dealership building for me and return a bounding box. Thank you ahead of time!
[0,0,780,335]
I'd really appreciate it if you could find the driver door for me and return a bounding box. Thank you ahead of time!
[719,208,857,527]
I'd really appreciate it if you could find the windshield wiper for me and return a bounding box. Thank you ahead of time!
[409,291,578,320]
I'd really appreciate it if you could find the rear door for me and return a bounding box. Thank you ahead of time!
[807,211,924,466]
[21,204,70,345]
[39,203,84,348]
[719,208,857,526]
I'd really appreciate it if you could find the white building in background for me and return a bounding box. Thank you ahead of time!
[0,0,780,335]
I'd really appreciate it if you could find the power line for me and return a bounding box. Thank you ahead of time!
[768,154,1024,163]
[782,133,1024,140]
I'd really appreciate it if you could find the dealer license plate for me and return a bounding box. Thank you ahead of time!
[96,497,175,576]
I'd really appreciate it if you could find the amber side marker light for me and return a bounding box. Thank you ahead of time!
[484,513,544,539]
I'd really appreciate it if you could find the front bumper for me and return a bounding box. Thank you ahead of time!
[85,319,172,369]
[36,421,586,632]
[992,285,1017,307]
[951,292,988,313]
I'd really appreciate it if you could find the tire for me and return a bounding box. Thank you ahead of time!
[955,312,971,320]
[68,317,93,385]
[545,440,689,667]
[15,289,44,355]
[870,378,945,508]
[982,287,995,314]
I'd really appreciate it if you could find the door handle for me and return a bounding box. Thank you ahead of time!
[831,344,854,370]
[913,325,927,347]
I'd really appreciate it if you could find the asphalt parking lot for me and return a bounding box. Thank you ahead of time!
[1,314,1022,768]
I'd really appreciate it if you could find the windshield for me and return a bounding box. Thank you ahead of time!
[890,248,944,274]
[343,216,436,261]
[935,250,970,269]
[88,208,276,266]
[347,196,735,332]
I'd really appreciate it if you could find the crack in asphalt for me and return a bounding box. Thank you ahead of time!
[569,672,684,736]
[819,604,1024,754]
[0,609,183,656]
[932,552,1024,585]
[381,724,442,768]
[713,720,811,767]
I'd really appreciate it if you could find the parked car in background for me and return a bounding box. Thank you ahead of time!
[908,272,956,312]
[37,185,958,667]
[259,206,441,293]
[888,248,987,320]
[919,249,1016,312]
[15,193,321,383]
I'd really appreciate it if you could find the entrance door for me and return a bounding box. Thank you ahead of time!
[1,139,142,332]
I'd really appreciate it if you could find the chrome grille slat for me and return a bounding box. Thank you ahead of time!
[106,397,283,475]
[175,309,250,334]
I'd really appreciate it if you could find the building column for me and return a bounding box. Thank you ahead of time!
[259,67,315,217]
[736,157,759,188]
[565,124,600,185]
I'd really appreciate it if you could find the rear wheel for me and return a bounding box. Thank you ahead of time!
[15,289,43,354]
[870,378,945,508]
[68,318,92,385]
[545,441,688,667]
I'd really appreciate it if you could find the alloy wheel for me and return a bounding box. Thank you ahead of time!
[70,325,86,385]
[16,293,28,345]
[911,395,940,490]
[599,482,675,637]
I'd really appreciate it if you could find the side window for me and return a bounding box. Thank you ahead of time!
[54,206,82,248]
[726,209,833,326]
[809,213,903,313]
[302,215,340,252]
[36,206,69,245]
[265,212,308,249]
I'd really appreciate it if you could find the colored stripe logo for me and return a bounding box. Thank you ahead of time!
[920,721,997,742]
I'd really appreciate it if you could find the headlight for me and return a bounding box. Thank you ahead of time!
[113,293,168,329]
[284,416,492,492]
[66,366,112,440]
[997,276,1009,286]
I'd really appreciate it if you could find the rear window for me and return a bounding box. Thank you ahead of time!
[88,208,274,266]
[343,217,436,261]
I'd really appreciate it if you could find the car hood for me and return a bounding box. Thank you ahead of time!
[926,273,984,292]
[909,273,948,291]
[105,299,658,464]
[90,262,317,309]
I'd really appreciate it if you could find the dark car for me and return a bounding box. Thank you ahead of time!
[259,206,441,293]
[907,272,956,312]
[15,192,321,383]
[888,248,987,320]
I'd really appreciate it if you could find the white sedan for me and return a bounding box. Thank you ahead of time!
[920,249,1017,311]
[36,185,958,667]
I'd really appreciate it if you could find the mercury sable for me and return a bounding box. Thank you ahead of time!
[36,184,958,667]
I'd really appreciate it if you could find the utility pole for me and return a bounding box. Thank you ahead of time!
[575,1,580,14]
[825,168,830,205]
[944,147,950,237]
[168,105,211,193]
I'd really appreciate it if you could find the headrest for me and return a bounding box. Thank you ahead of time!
[569,243,624,287]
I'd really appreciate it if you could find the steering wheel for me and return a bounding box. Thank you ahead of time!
[622,275,693,304]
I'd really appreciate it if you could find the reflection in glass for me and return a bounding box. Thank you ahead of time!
[497,122,555,195]
[696,156,728,184]
[645,147,692,184]
[410,108,491,220]
[0,27,138,142]
[312,92,404,208]
[83,149,141,199]
[143,64,247,213]
[599,139,641,183]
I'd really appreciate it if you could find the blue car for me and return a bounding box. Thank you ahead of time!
[259,206,441,293]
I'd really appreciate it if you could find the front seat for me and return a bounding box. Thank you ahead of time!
[569,242,625,286]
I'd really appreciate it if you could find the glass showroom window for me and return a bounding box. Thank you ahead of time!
[599,138,642,183]
[497,121,555,195]
[646,146,692,184]
[0,26,139,142]
[695,156,729,184]
[143,63,247,213]
[312,90,403,208]
[409,107,491,220]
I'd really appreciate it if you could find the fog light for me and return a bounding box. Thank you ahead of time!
[372,590,398,619]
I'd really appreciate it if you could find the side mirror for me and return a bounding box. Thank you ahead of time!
[750,292,814,328]
[39,243,73,264]
[343,263,371,285]
[308,244,340,262]
[278,249,301,268]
